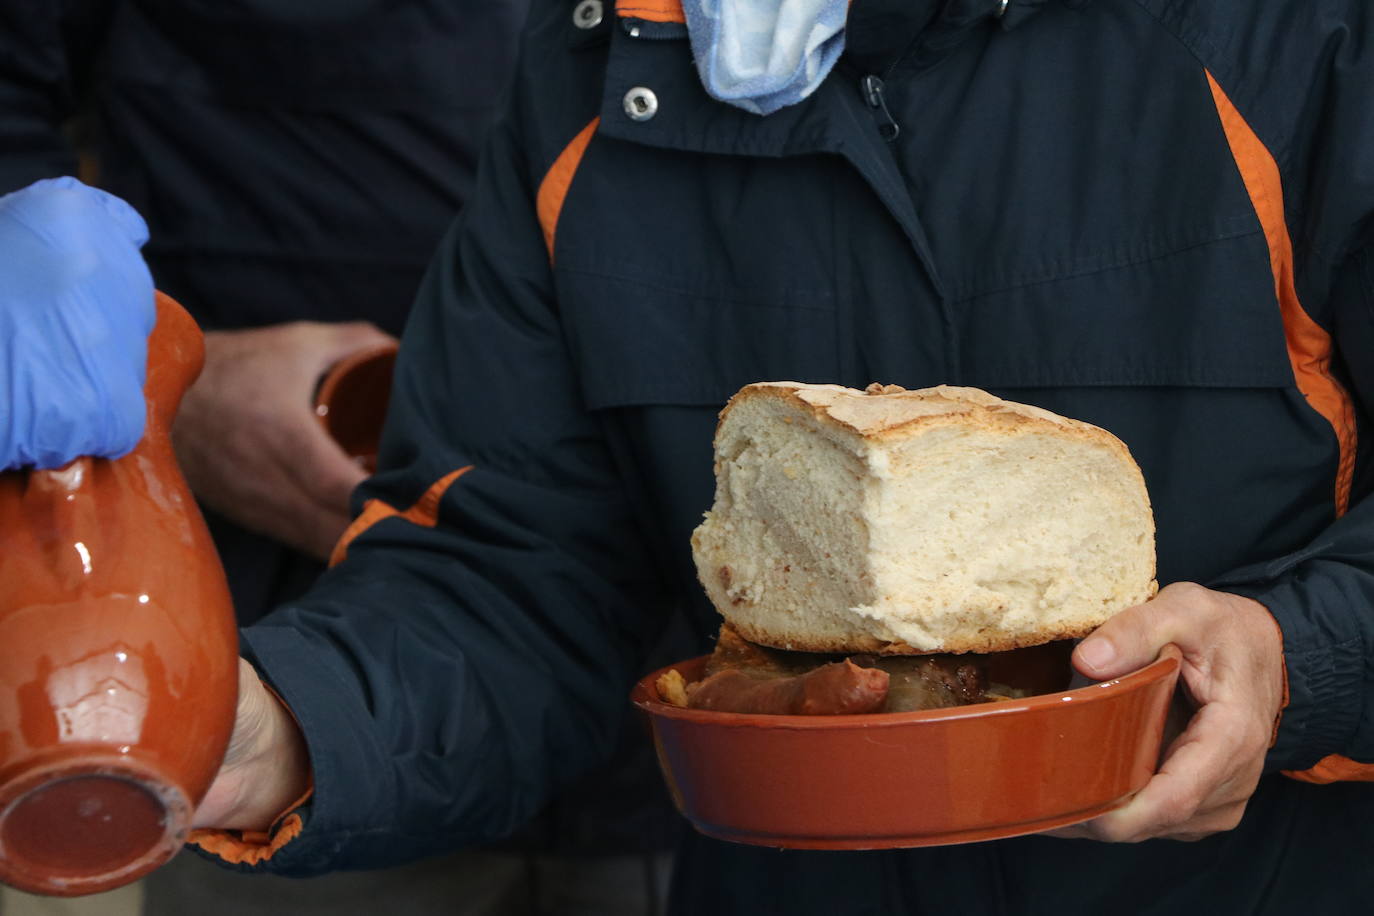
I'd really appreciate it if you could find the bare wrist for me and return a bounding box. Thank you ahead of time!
[194,663,311,832]
[233,688,311,831]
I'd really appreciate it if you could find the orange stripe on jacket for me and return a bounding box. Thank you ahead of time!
[615,0,685,23]
[536,117,600,261]
[329,466,473,566]
[1285,755,1374,784]
[1206,72,1356,515]
[1207,71,1371,784]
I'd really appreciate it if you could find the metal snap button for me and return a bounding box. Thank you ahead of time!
[573,0,603,29]
[623,87,658,122]
[993,0,1010,17]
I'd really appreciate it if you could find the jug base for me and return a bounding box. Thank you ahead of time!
[0,755,191,897]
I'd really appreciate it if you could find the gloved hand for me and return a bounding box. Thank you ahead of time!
[0,176,155,470]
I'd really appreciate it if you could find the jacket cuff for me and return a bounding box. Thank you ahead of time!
[1218,578,1365,772]
[186,680,315,869]
[191,623,391,875]
[187,792,312,869]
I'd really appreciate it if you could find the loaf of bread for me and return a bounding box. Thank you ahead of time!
[690,383,1157,654]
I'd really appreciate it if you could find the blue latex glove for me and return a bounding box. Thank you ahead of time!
[0,177,156,470]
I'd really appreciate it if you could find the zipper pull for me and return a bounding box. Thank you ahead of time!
[861,75,900,142]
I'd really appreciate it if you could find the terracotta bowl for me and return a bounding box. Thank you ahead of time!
[313,342,399,474]
[631,644,1181,849]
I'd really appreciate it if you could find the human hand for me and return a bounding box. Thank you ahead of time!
[193,658,310,832]
[0,177,155,470]
[172,321,396,560]
[1045,582,1284,842]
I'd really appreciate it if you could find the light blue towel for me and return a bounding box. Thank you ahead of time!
[682,0,848,115]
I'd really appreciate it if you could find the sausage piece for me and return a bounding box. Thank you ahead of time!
[686,660,890,715]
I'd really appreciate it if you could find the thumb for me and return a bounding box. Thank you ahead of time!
[1073,590,1180,681]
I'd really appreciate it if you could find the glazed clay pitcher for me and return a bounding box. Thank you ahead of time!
[0,292,238,896]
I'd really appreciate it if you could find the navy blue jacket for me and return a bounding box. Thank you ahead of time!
[203,0,1373,911]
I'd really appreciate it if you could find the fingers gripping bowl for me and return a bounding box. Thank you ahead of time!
[634,382,1176,848]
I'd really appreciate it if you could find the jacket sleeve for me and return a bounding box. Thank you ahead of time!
[0,0,110,192]
[189,99,671,874]
[1215,495,1374,778]
[1199,0,1374,780]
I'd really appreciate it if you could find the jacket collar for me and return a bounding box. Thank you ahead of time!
[597,0,1086,158]
[845,0,1094,74]
[595,0,1091,293]
[608,0,1087,35]
[596,19,949,297]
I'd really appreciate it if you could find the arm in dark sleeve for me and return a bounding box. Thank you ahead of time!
[1214,483,1374,778]
[190,105,668,873]
[1238,239,1374,780]
[1199,0,1374,780]
[0,0,111,192]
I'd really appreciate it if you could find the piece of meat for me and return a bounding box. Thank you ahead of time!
[879,661,966,711]
[687,661,890,715]
[849,655,990,712]
[936,661,987,703]
[669,625,1047,716]
[703,624,830,679]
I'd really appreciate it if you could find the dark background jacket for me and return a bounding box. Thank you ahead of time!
[144,0,1374,911]
[0,0,525,622]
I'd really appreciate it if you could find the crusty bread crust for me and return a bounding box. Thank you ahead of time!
[725,382,1130,458]
[726,594,1158,657]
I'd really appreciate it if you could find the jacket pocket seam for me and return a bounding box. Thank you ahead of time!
[952,218,1262,302]
[555,264,837,313]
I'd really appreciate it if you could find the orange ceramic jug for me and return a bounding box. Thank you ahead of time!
[0,292,238,896]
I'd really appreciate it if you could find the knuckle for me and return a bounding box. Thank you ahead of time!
[279,321,312,343]
[1216,804,1246,832]
[1093,602,1153,645]
[1090,823,1129,843]
[1157,792,1204,830]
[1080,814,1147,844]
[19,180,82,223]
[1157,582,1211,615]
[1102,822,1151,844]
[1130,595,1174,629]
[1173,806,1247,843]
[1172,832,1211,843]
[1165,581,1208,600]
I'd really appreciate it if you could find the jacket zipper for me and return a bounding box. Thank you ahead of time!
[860,74,900,141]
